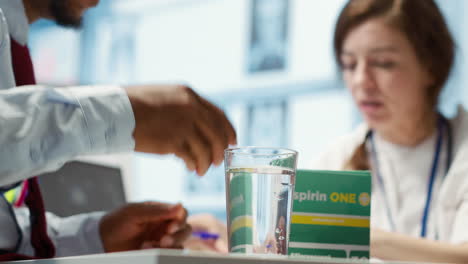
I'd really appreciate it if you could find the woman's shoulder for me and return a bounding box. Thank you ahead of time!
[443,105,468,202]
[310,123,368,170]
[450,104,468,131]
[449,105,468,154]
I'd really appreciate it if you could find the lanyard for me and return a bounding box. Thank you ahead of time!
[366,116,452,238]
[0,181,28,207]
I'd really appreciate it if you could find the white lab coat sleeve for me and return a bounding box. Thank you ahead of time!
[0,9,15,90]
[0,85,135,187]
[14,208,105,257]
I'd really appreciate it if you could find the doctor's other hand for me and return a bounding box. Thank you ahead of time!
[99,202,191,253]
[184,214,229,253]
[125,84,237,176]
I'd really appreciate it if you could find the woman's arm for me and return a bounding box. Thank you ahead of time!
[371,229,468,263]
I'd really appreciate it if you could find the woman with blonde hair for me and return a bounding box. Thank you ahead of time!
[314,0,468,262]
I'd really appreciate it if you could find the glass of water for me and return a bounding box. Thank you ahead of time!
[224,147,298,255]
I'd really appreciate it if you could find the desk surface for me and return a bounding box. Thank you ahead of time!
[4,249,426,264]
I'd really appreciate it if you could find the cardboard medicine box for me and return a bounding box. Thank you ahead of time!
[289,170,371,260]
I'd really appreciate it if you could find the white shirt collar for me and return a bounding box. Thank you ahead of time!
[0,0,29,45]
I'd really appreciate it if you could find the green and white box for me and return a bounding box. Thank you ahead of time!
[227,170,254,253]
[289,170,371,260]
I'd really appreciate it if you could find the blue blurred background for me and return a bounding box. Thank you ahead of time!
[28,0,467,220]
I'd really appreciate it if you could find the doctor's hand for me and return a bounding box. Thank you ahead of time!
[125,85,237,176]
[99,202,191,253]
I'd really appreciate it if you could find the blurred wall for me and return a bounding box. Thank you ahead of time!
[29,0,467,218]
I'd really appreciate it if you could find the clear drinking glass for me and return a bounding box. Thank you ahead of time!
[224,147,298,255]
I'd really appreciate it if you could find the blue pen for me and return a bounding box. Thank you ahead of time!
[192,231,220,240]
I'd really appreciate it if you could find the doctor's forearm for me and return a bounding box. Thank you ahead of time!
[0,85,134,186]
[371,229,468,263]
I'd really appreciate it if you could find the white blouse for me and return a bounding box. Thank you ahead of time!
[311,107,468,243]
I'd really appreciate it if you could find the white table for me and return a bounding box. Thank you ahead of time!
[3,249,424,264]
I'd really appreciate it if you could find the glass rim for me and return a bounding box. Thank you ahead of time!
[224,146,298,156]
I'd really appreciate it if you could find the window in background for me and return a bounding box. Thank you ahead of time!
[435,0,465,117]
[246,100,288,147]
[105,17,138,84]
[289,90,354,167]
[27,0,468,220]
[247,0,289,73]
[29,20,80,86]
[29,0,352,219]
